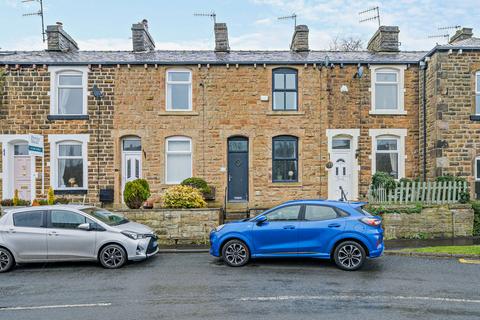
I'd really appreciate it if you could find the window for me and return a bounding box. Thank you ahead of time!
[122,138,141,151]
[13,211,45,228]
[166,136,192,184]
[370,66,405,114]
[332,137,351,150]
[49,134,89,191]
[272,136,298,182]
[476,71,480,115]
[14,144,29,155]
[272,68,298,110]
[475,157,480,181]
[49,66,88,115]
[166,69,192,111]
[265,205,301,221]
[50,210,86,229]
[370,129,406,180]
[304,205,338,221]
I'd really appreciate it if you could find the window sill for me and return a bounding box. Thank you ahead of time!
[369,110,407,115]
[270,182,302,187]
[47,115,89,121]
[470,115,480,121]
[266,111,305,116]
[54,189,88,195]
[158,111,199,116]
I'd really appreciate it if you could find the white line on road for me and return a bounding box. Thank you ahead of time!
[239,295,480,304]
[0,303,112,312]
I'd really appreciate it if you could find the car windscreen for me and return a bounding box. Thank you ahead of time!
[80,208,129,226]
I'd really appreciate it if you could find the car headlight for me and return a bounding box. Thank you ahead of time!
[121,231,146,240]
[215,224,225,232]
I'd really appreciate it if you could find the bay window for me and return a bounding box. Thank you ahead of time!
[165,136,192,184]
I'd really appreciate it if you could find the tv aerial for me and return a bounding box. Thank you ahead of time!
[278,13,297,29]
[22,0,46,42]
[359,6,381,28]
[193,11,217,24]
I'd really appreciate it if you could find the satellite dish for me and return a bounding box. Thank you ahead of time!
[92,84,104,100]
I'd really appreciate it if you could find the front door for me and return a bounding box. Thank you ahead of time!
[329,137,354,200]
[121,137,142,201]
[13,144,31,201]
[227,137,248,201]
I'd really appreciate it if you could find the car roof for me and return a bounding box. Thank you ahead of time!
[281,199,366,209]
[3,204,93,214]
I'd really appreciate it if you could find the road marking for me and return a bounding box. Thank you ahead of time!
[239,295,480,304]
[459,258,480,264]
[0,303,112,311]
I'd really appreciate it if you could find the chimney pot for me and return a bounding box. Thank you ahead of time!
[449,27,473,44]
[367,26,400,52]
[214,23,230,52]
[290,25,309,52]
[46,23,78,52]
[131,19,155,52]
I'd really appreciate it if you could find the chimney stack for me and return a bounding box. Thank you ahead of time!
[449,27,473,44]
[214,23,230,52]
[131,19,155,52]
[367,26,400,52]
[46,22,79,52]
[290,25,309,52]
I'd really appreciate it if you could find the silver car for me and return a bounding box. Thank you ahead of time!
[0,205,158,272]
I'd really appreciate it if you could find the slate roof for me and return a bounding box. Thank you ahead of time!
[0,50,427,65]
[443,37,480,48]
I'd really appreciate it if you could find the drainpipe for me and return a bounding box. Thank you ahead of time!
[421,60,427,182]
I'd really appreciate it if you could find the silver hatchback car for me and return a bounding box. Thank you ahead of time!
[0,205,158,272]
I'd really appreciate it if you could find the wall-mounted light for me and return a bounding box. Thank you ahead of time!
[340,85,348,93]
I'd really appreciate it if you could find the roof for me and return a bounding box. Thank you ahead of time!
[0,50,427,65]
[443,37,480,48]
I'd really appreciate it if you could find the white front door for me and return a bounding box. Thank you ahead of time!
[13,144,31,201]
[328,137,355,201]
[122,153,142,194]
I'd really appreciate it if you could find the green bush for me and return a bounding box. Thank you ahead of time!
[163,185,207,208]
[1,199,30,206]
[181,177,211,195]
[371,172,397,191]
[123,179,151,209]
[435,175,467,183]
[54,197,70,204]
[364,203,423,215]
[471,201,480,236]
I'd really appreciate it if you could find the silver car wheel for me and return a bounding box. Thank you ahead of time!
[0,250,10,271]
[338,244,362,269]
[225,243,247,266]
[101,246,125,268]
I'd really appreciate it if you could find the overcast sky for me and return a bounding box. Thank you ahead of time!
[1,0,479,51]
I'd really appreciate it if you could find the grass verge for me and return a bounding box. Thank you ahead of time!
[401,245,480,255]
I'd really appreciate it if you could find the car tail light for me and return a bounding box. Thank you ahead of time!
[360,217,382,227]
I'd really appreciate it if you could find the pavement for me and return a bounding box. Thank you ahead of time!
[1,253,480,320]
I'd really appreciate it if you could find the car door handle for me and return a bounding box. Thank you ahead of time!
[283,225,296,230]
[8,228,16,234]
[328,223,341,228]
[48,231,59,236]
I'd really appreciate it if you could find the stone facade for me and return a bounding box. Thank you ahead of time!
[116,208,220,245]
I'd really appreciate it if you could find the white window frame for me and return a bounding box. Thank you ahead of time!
[48,66,89,116]
[370,65,406,115]
[165,136,192,184]
[369,129,407,180]
[475,156,480,181]
[165,69,192,111]
[475,71,480,115]
[48,134,89,191]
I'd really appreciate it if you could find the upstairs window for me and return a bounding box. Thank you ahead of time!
[476,71,480,115]
[272,136,298,182]
[166,70,192,111]
[49,66,88,115]
[371,66,405,114]
[272,68,298,111]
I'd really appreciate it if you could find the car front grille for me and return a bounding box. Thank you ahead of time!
[146,235,158,254]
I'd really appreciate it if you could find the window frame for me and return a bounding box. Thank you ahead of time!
[370,65,406,115]
[165,69,193,111]
[475,156,480,181]
[272,135,299,183]
[48,134,89,191]
[165,136,193,184]
[369,129,407,180]
[272,68,298,111]
[475,71,480,115]
[48,66,88,116]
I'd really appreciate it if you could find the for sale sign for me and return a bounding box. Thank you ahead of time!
[28,134,44,157]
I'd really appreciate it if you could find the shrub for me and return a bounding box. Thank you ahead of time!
[1,199,14,206]
[13,189,19,206]
[47,187,55,205]
[435,175,467,183]
[1,198,30,206]
[472,201,480,236]
[54,197,70,204]
[371,172,396,191]
[163,185,207,209]
[181,177,211,195]
[124,179,151,209]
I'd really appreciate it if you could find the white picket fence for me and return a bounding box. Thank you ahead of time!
[367,181,468,204]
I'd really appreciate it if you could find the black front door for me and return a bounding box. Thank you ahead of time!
[228,137,249,201]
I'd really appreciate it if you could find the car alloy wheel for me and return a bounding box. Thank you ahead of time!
[0,248,14,273]
[99,244,127,269]
[334,241,366,271]
[222,240,250,267]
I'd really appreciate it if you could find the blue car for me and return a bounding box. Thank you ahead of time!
[210,200,383,271]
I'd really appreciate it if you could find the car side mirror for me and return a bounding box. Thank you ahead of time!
[78,223,91,231]
[256,215,267,225]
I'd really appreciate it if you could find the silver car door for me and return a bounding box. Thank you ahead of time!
[4,210,47,261]
[47,210,96,261]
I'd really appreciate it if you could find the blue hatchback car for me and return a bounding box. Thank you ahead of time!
[210,200,383,270]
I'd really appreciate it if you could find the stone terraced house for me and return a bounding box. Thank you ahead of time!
[1,20,480,211]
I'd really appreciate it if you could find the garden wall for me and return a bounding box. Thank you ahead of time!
[115,208,221,245]
[382,204,474,240]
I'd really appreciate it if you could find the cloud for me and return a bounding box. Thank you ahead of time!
[254,18,273,26]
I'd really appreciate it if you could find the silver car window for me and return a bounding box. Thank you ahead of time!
[13,211,45,228]
[50,210,86,229]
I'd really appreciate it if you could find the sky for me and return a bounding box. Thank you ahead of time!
[0,0,479,52]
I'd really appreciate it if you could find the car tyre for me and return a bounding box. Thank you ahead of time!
[222,239,250,267]
[99,244,127,269]
[0,247,15,273]
[333,241,366,271]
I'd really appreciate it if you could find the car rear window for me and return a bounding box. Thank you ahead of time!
[13,211,45,228]
[355,206,373,216]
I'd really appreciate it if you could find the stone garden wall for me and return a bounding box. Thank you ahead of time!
[115,208,221,245]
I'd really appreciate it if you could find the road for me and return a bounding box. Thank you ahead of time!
[1,253,479,320]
